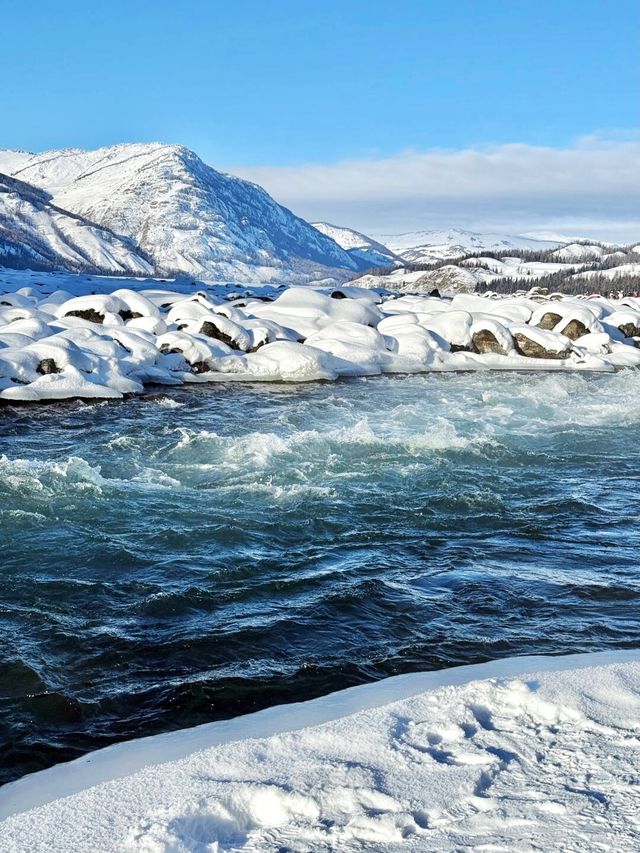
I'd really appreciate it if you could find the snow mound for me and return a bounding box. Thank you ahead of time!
[1,272,640,402]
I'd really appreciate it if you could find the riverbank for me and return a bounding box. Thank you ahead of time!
[3,269,640,402]
[2,650,639,851]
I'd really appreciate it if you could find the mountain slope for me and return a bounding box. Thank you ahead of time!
[0,144,364,283]
[374,227,562,264]
[311,222,400,268]
[0,172,153,274]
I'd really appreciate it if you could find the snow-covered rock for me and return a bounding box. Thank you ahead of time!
[511,325,574,359]
[0,270,636,403]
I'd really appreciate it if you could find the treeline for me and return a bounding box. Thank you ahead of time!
[348,242,640,287]
[478,270,640,297]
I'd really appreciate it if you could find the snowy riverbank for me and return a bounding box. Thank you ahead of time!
[2,270,640,401]
[1,650,639,851]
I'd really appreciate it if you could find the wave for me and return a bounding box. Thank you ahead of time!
[0,454,180,500]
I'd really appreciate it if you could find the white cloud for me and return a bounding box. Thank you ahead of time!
[228,135,640,241]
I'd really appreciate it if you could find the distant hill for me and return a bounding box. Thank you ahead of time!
[311,222,400,268]
[373,227,562,264]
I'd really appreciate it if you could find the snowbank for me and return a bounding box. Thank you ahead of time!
[2,270,640,402]
[1,650,639,851]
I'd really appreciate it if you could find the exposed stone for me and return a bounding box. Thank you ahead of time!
[119,309,143,322]
[200,320,242,350]
[65,308,105,324]
[411,266,480,295]
[514,332,570,359]
[471,329,508,355]
[618,322,640,338]
[190,360,210,374]
[536,312,562,330]
[330,290,347,299]
[560,319,589,340]
[36,358,61,375]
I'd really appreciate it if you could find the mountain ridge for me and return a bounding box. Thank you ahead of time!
[0,171,153,274]
[0,143,368,283]
[372,227,562,264]
[311,221,402,268]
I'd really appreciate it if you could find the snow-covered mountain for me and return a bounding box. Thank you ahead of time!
[0,143,365,283]
[311,222,400,268]
[0,172,153,274]
[373,227,563,264]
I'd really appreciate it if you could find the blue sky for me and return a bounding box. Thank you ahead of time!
[2,1,639,236]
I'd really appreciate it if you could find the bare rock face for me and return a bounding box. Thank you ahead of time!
[618,322,640,338]
[65,308,105,324]
[472,329,508,355]
[536,312,562,330]
[514,332,571,359]
[119,309,143,322]
[412,265,480,295]
[560,319,589,340]
[36,358,61,375]
[199,320,242,350]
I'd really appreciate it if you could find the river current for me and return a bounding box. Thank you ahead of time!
[1,370,639,783]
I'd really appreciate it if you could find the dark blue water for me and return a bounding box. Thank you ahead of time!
[1,370,640,785]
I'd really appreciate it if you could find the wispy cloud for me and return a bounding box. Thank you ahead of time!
[229,135,640,241]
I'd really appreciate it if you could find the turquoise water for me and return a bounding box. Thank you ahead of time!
[2,370,640,783]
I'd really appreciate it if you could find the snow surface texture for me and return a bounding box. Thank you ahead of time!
[2,269,640,401]
[0,144,366,283]
[372,228,561,264]
[2,651,640,851]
